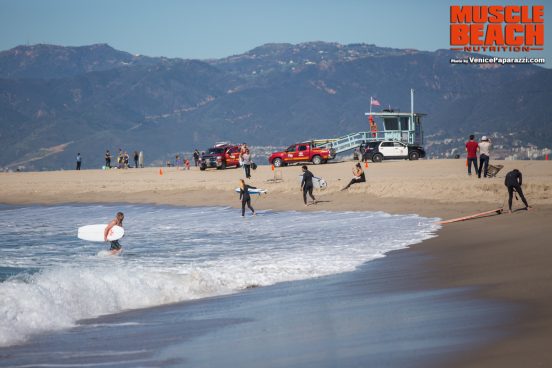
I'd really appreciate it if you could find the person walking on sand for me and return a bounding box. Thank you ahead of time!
[238,179,256,217]
[193,149,200,167]
[76,153,82,170]
[105,150,111,169]
[133,151,139,168]
[504,169,532,213]
[301,165,316,206]
[104,212,124,251]
[117,149,123,169]
[342,162,366,190]
[478,136,492,178]
[239,143,248,166]
[465,134,479,176]
[123,152,129,169]
[242,150,252,179]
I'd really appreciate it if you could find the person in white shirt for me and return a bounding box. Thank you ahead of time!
[242,151,252,179]
[478,136,492,178]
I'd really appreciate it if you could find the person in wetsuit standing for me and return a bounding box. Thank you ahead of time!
[238,179,256,217]
[504,169,531,213]
[301,165,316,206]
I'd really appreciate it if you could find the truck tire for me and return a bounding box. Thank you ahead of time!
[372,153,383,163]
[409,151,420,160]
[312,155,322,165]
[273,158,284,167]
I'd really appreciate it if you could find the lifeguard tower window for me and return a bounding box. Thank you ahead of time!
[384,118,398,131]
[383,117,411,131]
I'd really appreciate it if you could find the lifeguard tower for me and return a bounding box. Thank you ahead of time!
[313,89,425,154]
[367,110,425,145]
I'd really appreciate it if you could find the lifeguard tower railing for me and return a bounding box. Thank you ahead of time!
[313,111,425,155]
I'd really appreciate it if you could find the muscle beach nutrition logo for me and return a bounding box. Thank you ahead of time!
[449,5,546,65]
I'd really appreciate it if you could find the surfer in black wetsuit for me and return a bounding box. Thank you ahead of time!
[342,162,366,190]
[238,179,256,217]
[104,212,124,250]
[504,169,531,213]
[301,165,316,205]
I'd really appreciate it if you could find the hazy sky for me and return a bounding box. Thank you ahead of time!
[0,0,550,65]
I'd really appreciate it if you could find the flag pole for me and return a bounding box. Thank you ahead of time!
[370,96,372,115]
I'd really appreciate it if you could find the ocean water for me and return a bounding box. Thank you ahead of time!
[0,204,440,349]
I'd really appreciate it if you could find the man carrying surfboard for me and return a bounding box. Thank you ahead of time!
[301,165,316,206]
[238,180,256,217]
[104,212,124,250]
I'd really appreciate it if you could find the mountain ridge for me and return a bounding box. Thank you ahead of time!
[0,42,550,170]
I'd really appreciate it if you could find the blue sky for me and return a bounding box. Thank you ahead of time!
[0,0,549,65]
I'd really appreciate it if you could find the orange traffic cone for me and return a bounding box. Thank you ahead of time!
[271,165,275,171]
[546,153,549,161]
[364,161,368,168]
[159,168,163,176]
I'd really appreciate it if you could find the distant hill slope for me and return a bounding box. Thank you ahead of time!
[0,42,550,170]
[0,43,158,79]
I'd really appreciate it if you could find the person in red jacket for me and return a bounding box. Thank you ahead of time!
[465,135,479,176]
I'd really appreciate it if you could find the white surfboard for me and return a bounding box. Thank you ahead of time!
[235,187,267,195]
[78,224,124,242]
[298,175,327,189]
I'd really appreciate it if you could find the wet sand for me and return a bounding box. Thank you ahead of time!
[1,159,551,366]
[0,244,514,367]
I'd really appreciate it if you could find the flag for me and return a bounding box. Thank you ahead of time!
[370,97,381,106]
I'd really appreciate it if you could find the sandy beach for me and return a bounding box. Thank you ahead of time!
[1,159,551,366]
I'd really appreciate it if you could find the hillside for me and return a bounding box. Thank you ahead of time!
[0,42,550,170]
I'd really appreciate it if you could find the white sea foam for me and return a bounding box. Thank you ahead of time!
[0,205,440,347]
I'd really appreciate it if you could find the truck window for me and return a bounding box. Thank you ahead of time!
[400,117,409,130]
[381,142,394,147]
[208,148,225,154]
[393,142,405,148]
[286,145,296,152]
[298,145,308,151]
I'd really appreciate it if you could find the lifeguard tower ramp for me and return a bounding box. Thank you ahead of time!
[314,111,425,155]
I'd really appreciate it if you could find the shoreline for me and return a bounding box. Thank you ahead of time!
[0,205,516,367]
[1,160,551,366]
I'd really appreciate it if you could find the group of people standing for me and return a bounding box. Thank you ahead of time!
[466,134,531,213]
[465,134,492,178]
[167,149,203,168]
[104,149,143,169]
[172,155,191,170]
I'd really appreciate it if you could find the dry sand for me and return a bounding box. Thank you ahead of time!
[1,159,551,366]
